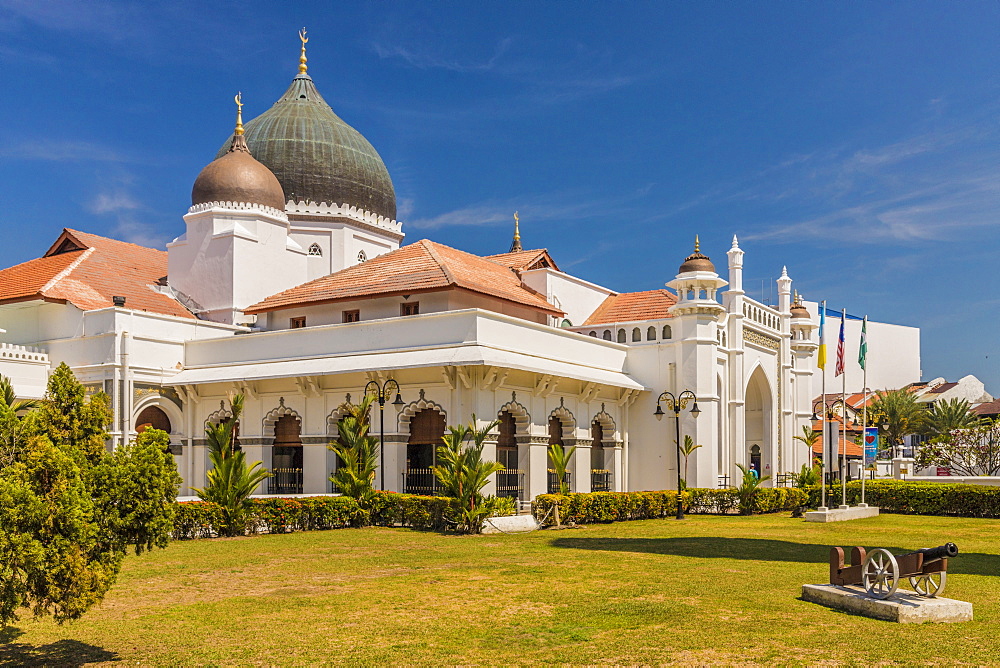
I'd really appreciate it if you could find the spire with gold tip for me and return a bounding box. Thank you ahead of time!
[510,211,523,252]
[229,92,250,153]
[298,27,309,76]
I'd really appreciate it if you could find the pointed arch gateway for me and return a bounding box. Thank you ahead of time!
[264,398,303,494]
[496,394,530,500]
[744,365,775,482]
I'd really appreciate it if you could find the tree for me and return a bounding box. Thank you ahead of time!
[547,442,577,495]
[328,395,379,505]
[431,415,505,533]
[195,394,269,536]
[0,374,39,467]
[915,419,1000,476]
[923,398,980,441]
[792,425,819,454]
[678,435,702,490]
[869,389,926,459]
[0,364,179,625]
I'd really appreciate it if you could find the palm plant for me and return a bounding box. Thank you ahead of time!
[433,415,504,534]
[734,463,770,515]
[869,389,926,459]
[329,395,379,505]
[547,442,576,495]
[678,435,702,490]
[195,394,269,536]
[792,424,819,452]
[923,398,979,440]
[795,462,820,488]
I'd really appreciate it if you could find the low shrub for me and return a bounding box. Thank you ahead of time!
[367,491,452,531]
[173,501,225,539]
[531,487,807,526]
[806,480,1000,518]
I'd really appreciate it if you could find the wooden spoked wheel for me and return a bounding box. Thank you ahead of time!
[862,548,899,599]
[909,572,947,597]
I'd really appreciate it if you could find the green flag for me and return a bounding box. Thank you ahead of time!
[858,316,868,370]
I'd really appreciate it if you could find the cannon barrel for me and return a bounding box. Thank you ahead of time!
[901,543,958,561]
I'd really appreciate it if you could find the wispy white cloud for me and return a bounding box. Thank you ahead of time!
[408,191,630,231]
[0,139,130,163]
[87,191,141,215]
[372,38,512,73]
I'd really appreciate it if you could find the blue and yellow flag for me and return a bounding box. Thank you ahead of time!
[817,301,827,369]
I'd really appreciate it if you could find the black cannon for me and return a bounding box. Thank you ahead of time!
[829,543,958,599]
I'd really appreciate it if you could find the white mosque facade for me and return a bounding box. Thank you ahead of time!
[0,42,921,498]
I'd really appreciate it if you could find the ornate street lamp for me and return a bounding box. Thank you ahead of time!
[654,389,700,519]
[364,378,405,489]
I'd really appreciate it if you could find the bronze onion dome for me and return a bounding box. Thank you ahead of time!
[678,235,716,274]
[192,94,286,211]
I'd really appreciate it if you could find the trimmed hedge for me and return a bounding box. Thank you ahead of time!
[531,487,809,526]
[807,480,1000,518]
[172,493,469,539]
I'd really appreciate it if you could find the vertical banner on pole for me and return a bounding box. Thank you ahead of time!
[864,427,878,466]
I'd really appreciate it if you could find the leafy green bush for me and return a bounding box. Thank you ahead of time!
[367,491,452,530]
[172,501,225,539]
[805,480,1000,517]
[532,487,807,526]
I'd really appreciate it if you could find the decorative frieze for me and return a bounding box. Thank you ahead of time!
[743,328,780,351]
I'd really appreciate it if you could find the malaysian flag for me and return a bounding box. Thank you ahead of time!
[835,310,846,376]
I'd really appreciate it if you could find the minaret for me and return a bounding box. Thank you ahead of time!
[777,266,792,314]
[727,235,744,294]
[510,211,523,252]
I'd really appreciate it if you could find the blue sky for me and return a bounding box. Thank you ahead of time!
[1,1,998,394]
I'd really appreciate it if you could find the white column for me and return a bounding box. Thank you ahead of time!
[526,442,548,499]
[571,444,592,493]
[384,439,405,493]
[302,444,327,494]
[242,443,265,494]
[482,438,498,495]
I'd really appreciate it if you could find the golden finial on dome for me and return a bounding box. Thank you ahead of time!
[298,27,309,74]
[510,211,523,252]
[694,234,700,253]
[234,92,245,136]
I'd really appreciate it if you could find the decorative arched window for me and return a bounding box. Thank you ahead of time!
[617,329,627,343]
[632,327,641,342]
[662,324,672,339]
[135,405,171,434]
[358,250,368,263]
[647,326,656,341]
[589,331,597,337]
[308,243,322,256]
[602,330,612,341]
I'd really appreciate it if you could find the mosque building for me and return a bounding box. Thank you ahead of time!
[0,34,921,498]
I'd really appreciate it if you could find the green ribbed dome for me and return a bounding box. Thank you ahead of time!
[216,73,396,220]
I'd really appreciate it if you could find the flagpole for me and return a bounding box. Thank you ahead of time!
[819,300,828,511]
[841,309,847,509]
[860,316,868,507]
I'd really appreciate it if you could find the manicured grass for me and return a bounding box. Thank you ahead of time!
[4,513,1000,665]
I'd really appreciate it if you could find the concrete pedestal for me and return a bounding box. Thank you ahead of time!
[481,514,540,534]
[805,505,880,522]
[802,584,972,623]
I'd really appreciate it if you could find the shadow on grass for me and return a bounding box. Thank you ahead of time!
[0,630,118,667]
[549,537,1000,577]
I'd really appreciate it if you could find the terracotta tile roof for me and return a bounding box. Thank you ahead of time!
[812,437,863,458]
[973,399,1000,417]
[485,249,560,272]
[928,381,959,394]
[0,229,193,319]
[582,289,677,326]
[245,239,563,315]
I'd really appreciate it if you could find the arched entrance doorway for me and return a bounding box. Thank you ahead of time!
[272,415,303,494]
[548,414,572,493]
[404,409,446,494]
[496,411,523,500]
[136,405,171,434]
[744,367,773,481]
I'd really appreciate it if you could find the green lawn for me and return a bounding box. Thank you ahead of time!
[4,513,1000,666]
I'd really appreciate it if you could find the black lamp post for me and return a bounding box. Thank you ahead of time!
[364,378,405,489]
[654,389,700,519]
[812,398,849,484]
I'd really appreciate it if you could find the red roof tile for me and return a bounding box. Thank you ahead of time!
[485,249,560,271]
[582,289,677,326]
[972,399,1000,416]
[245,239,563,315]
[0,229,193,319]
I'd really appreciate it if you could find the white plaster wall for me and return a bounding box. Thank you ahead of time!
[520,269,614,327]
[805,302,921,395]
[0,343,49,398]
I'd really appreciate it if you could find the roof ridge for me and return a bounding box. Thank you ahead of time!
[421,240,458,286]
[40,247,94,294]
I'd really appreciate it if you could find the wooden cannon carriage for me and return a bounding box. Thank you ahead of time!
[830,543,958,599]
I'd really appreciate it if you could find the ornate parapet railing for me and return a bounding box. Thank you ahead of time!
[0,342,48,363]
